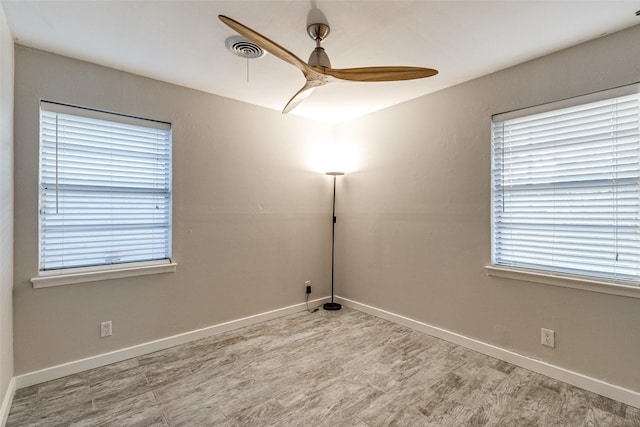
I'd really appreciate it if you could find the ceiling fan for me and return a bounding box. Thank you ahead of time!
[219,15,438,114]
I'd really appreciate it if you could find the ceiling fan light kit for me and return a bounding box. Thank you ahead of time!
[219,15,438,114]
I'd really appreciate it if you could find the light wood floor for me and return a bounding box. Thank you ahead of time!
[6,307,640,426]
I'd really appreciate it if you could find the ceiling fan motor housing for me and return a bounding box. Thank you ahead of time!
[308,47,331,68]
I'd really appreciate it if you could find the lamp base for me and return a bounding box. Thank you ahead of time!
[323,302,342,311]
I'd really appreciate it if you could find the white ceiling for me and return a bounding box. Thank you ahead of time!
[2,1,639,123]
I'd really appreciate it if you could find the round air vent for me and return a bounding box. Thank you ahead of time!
[225,36,265,59]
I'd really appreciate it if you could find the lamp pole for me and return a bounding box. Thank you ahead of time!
[324,171,344,311]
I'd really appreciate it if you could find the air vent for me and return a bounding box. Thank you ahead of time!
[225,36,265,59]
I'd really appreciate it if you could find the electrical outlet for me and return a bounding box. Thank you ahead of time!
[541,328,555,348]
[305,280,311,294]
[101,321,112,338]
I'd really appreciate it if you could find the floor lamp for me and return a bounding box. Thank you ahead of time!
[324,171,344,311]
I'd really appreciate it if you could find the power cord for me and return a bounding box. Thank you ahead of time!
[306,293,320,313]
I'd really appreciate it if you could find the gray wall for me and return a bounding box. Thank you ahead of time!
[0,2,14,407]
[335,24,640,392]
[13,46,333,374]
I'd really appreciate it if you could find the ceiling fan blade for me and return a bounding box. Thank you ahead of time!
[282,81,323,114]
[322,66,438,82]
[219,15,313,77]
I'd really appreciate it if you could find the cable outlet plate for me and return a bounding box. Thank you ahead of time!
[101,321,112,337]
[541,328,555,348]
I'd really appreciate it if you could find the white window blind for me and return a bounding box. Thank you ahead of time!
[39,101,172,272]
[491,90,640,284]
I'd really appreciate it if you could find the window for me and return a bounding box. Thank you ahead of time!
[38,101,172,275]
[491,86,640,286]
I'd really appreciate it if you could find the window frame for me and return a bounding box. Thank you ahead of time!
[32,101,176,288]
[488,84,640,298]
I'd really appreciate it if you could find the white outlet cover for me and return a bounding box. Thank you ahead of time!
[541,328,555,348]
[101,321,112,337]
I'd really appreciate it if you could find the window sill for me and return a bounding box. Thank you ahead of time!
[485,265,640,299]
[31,262,177,288]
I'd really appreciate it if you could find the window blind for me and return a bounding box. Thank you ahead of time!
[39,101,172,272]
[491,92,640,284]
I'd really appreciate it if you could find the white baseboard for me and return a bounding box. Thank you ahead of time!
[0,377,15,427]
[14,297,329,390]
[336,296,640,408]
[12,295,640,409]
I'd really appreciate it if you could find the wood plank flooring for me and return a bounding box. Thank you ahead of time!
[6,307,640,426]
